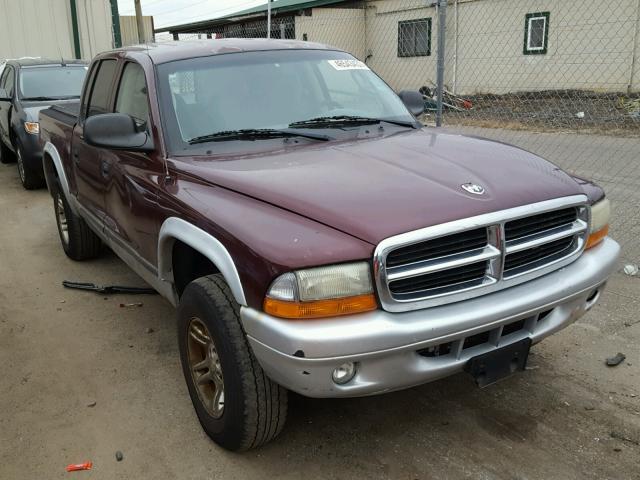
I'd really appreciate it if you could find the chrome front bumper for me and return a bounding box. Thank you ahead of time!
[241,238,620,398]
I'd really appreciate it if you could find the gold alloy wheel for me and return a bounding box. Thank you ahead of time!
[55,195,69,245]
[187,317,225,418]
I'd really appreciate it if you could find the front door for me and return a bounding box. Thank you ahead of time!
[103,61,163,266]
[0,65,15,149]
[73,58,118,223]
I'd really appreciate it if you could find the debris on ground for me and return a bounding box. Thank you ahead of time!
[444,90,640,136]
[66,461,92,472]
[623,264,638,276]
[62,281,157,295]
[145,327,154,334]
[86,401,96,408]
[420,84,473,112]
[606,352,626,367]
[115,451,124,462]
[119,302,143,308]
[610,431,640,446]
[575,111,585,118]
[620,98,640,118]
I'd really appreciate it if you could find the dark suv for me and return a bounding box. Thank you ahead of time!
[0,59,87,189]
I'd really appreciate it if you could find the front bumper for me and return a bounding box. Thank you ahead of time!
[241,238,620,398]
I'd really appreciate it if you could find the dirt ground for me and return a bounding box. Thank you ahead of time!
[0,162,639,480]
[440,91,640,137]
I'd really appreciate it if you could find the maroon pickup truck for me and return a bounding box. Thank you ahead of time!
[39,39,619,451]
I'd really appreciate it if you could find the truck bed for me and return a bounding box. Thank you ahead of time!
[39,101,80,195]
[43,101,80,124]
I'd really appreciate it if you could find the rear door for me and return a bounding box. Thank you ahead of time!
[103,61,163,265]
[72,58,118,223]
[0,65,15,149]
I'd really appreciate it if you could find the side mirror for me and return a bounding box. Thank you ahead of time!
[398,90,425,117]
[0,88,10,101]
[84,113,154,152]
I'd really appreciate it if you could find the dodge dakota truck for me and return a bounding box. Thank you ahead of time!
[39,39,619,451]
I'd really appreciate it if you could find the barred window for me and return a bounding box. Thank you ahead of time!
[398,18,431,57]
[524,12,550,55]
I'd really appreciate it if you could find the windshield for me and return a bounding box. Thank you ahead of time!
[19,65,87,100]
[157,49,415,151]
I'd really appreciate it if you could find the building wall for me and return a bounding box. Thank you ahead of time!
[0,0,115,61]
[295,0,640,94]
[295,8,366,60]
[365,0,437,92]
[120,16,155,46]
[449,0,640,94]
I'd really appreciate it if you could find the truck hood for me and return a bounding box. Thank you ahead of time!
[174,129,585,245]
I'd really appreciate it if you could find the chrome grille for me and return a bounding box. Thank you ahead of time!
[374,196,589,313]
[386,227,488,267]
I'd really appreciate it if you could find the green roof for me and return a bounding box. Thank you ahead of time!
[156,0,346,33]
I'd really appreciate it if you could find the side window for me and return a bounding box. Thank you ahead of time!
[398,19,432,57]
[86,59,117,118]
[524,12,550,55]
[115,63,149,128]
[1,67,15,96]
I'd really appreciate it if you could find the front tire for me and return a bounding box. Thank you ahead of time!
[53,183,102,260]
[178,275,288,451]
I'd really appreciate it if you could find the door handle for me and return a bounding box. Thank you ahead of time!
[101,160,111,178]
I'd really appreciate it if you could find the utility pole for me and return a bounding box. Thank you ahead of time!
[267,0,272,39]
[435,0,447,127]
[134,0,145,44]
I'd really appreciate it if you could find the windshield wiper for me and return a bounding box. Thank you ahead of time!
[289,115,418,129]
[188,128,332,144]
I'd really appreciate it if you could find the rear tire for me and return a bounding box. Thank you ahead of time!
[53,182,102,260]
[177,275,288,451]
[0,139,14,164]
[17,145,45,190]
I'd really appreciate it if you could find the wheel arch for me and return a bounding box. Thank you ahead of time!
[158,217,248,307]
[42,141,77,213]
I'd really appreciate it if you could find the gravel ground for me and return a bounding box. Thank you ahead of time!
[442,91,640,137]
[0,146,639,479]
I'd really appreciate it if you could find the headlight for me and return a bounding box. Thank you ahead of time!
[586,198,610,249]
[24,121,39,134]
[263,262,377,319]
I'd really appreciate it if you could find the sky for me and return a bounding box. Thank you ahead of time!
[117,0,266,29]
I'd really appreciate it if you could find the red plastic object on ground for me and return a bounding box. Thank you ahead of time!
[66,461,93,472]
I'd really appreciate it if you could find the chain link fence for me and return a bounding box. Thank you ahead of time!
[160,0,640,264]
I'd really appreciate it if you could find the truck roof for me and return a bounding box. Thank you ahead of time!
[6,58,87,68]
[112,38,335,64]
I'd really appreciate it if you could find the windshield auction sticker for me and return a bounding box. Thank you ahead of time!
[328,59,370,71]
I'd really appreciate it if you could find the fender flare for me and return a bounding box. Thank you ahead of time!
[43,141,78,214]
[158,217,248,306]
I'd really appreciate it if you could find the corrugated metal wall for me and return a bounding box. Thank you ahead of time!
[119,15,155,46]
[0,0,114,61]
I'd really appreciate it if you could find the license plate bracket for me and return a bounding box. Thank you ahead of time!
[465,338,531,387]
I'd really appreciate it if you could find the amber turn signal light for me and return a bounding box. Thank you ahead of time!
[585,225,608,250]
[264,294,377,319]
